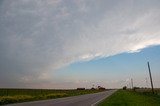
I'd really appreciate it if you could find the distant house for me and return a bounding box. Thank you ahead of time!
[91,87,96,90]
[98,86,106,90]
[77,88,85,90]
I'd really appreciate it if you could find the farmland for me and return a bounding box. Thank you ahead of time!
[99,89,160,106]
[0,88,105,105]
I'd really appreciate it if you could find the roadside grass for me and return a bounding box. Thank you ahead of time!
[98,90,160,106]
[0,93,68,105]
[0,89,105,105]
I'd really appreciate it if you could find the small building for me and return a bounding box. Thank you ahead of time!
[77,88,85,90]
[91,87,96,90]
[98,86,106,90]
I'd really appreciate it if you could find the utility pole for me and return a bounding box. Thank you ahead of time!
[147,62,154,94]
[145,78,149,88]
[131,78,133,90]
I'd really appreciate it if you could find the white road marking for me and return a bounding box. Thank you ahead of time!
[90,90,117,106]
[90,96,107,106]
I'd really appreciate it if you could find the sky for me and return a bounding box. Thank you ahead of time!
[0,0,160,89]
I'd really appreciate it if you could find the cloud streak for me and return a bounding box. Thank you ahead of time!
[0,0,160,88]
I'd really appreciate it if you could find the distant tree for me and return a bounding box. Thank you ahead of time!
[123,86,127,90]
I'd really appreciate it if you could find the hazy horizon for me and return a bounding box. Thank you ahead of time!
[0,0,160,89]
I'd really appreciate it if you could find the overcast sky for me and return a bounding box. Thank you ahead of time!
[0,0,160,89]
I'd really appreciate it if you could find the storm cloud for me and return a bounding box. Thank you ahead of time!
[0,0,160,88]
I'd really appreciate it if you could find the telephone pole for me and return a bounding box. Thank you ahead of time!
[145,78,149,88]
[131,78,133,90]
[147,62,154,94]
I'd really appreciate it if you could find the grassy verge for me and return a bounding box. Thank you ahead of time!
[0,89,105,105]
[0,93,68,105]
[98,90,160,106]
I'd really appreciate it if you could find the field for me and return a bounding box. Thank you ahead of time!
[99,89,160,106]
[0,88,104,105]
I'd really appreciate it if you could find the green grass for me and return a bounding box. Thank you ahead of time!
[0,88,105,105]
[99,90,160,106]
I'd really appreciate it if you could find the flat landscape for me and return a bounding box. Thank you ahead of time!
[0,88,106,105]
[2,89,160,106]
[4,90,116,106]
[99,89,160,106]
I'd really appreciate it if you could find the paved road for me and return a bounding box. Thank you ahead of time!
[5,90,117,106]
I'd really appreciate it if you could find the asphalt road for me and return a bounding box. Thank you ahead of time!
[5,90,117,106]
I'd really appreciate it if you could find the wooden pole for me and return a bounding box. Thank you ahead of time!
[147,62,154,94]
[131,78,133,90]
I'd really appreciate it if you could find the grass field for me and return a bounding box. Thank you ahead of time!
[99,90,160,106]
[0,88,104,105]
[135,88,160,94]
